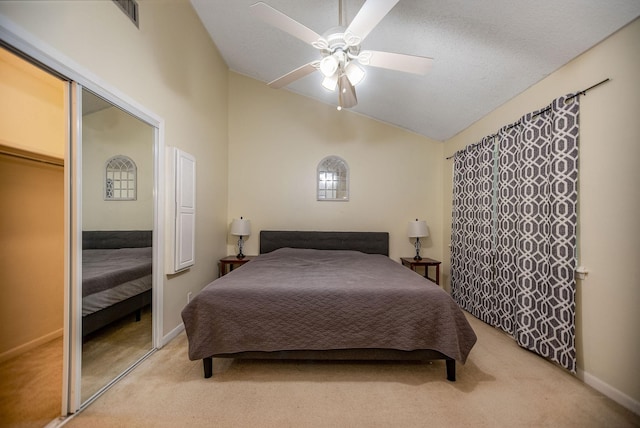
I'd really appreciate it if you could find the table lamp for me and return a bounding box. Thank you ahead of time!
[230,216,251,259]
[408,219,429,260]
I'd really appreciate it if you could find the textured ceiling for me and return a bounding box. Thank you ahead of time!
[191,0,640,141]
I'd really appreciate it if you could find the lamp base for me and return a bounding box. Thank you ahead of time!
[237,236,245,259]
[413,237,422,261]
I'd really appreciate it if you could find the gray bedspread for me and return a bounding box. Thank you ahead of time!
[182,248,476,363]
[82,247,152,297]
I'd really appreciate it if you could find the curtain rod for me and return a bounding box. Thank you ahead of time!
[445,78,610,160]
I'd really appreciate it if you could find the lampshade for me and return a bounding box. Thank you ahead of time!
[407,219,429,238]
[322,74,338,91]
[319,55,339,77]
[230,217,251,236]
[344,61,365,86]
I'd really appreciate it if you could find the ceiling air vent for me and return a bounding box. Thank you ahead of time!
[113,0,139,28]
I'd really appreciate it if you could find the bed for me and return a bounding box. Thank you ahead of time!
[82,230,153,336]
[181,231,476,381]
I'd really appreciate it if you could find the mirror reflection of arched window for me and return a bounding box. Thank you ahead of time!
[317,155,349,201]
[104,155,137,200]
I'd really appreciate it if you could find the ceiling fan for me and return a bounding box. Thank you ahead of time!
[250,0,433,110]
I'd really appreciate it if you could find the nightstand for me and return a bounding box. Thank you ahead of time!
[219,255,255,277]
[400,257,441,285]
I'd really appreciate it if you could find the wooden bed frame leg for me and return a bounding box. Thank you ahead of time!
[446,359,456,382]
[203,357,213,378]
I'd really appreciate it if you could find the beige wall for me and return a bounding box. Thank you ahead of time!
[0,46,65,158]
[442,19,640,406]
[82,106,154,231]
[0,156,64,358]
[228,73,443,262]
[0,0,230,336]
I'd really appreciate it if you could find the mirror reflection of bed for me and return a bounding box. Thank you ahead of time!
[80,89,154,403]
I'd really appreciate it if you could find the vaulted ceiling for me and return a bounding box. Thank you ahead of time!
[191,0,640,141]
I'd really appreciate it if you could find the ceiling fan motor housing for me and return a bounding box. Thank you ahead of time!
[320,27,361,58]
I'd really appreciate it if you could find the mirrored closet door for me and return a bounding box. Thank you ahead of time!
[78,88,156,404]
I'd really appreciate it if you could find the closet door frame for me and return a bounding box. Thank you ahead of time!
[0,19,166,415]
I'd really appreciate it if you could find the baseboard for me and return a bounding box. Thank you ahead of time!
[0,328,63,363]
[161,323,184,347]
[577,368,640,415]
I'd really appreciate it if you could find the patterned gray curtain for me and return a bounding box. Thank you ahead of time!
[452,95,579,372]
[497,95,580,372]
[451,137,496,326]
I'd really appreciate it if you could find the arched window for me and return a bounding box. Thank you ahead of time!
[105,155,137,200]
[317,155,349,201]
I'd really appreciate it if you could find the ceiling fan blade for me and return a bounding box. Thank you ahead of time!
[346,0,399,41]
[338,75,357,109]
[363,50,433,75]
[250,2,322,45]
[268,62,318,89]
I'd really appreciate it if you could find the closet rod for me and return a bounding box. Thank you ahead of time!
[0,145,64,167]
[445,78,611,160]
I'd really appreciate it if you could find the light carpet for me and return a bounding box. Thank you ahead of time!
[0,337,62,428]
[64,313,640,427]
[0,309,152,428]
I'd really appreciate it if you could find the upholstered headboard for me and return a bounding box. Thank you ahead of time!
[259,231,389,256]
[82,230,152,250]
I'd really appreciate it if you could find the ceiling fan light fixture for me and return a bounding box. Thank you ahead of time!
[322,74,339,91]
[344,61,365,86]
[319,55,339,77]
